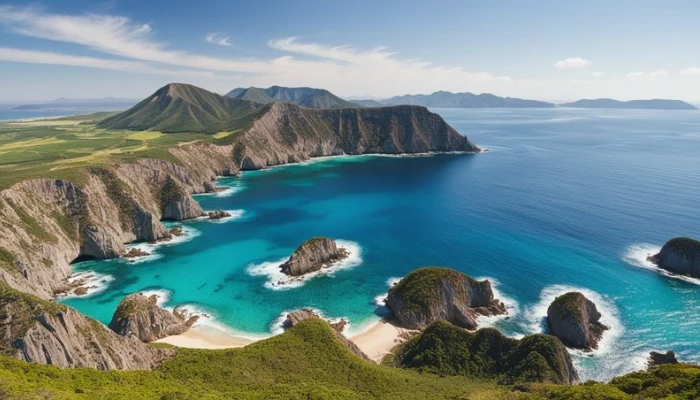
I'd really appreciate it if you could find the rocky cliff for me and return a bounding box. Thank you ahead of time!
[281,309,370,362]
[648,237,700,278]
[0,83,480,303]
[394,320,579,385]
[0,282,174,370]
[109,293,198,342]
[280,237,348,276]
[547,292,608,351]
[386,267,507,330]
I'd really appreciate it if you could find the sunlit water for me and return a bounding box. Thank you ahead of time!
[63,108,700,381]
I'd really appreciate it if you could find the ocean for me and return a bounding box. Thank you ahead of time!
[61,107,700,381]
[0,107,124,121]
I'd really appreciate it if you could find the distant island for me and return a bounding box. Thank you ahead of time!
[12,97,138,110]
[226,85,357,109]
[355,91,555,108]
[560,98,697,110]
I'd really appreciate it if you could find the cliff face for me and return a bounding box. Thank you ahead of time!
[395,320,579,385]
[0,283,174,370]
[280,237,348,276]
[648,237,700,278]
[386,267,507,330]
[546,292,608,351]
[109,293,197,342]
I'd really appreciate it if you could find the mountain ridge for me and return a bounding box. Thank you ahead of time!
[355,90,555,108]
[226,85,358,109]
[560,98,698,110]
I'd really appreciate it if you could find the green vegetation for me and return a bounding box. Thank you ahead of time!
[5,198,56,244]
[392,320,575,385]
[91,167,139,231]
[52,210,78,241]
[549,292,584,324]
[159,175,185,214]
[663,237,700,257]
[227,85,359,109]
[0,247,15,269]
[388,267,476,313]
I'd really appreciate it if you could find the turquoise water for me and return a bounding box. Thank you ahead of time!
[63,108,700,381]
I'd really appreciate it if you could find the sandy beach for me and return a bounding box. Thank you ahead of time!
[155,318,410,363]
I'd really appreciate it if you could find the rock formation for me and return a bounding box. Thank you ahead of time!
[648,237,700,278]
[546,292,608,351]
[281,309,369,361]
[123,248,150,258]
[385,267,507,330]
[207,210,231,220]
[648,351,679,368]
[0,282,174,370]
[394,320,579,385]
[109,293,198,342]
[280,237,349,276]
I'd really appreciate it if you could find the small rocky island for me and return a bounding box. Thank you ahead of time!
[547,292,608,351]
[109,293,199,342]
[647,237,700,279]
[280,237,349,276]
[207,210,231,220]
[385,267,507,330]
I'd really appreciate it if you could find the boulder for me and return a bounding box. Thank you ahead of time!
[648,351,678,368]
[109,293,198,342]
[648,237,700,278]
[280,237,349,276]
[385,267,507,330]
[207,210,231,220]
[547,292,608,351]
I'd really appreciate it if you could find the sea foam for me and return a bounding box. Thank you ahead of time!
[246,240,362,290]
[622,243,700,286]
[200,209,245,224]
[473,276,519,327]
[123,224,201,264]
[57,270,115,299]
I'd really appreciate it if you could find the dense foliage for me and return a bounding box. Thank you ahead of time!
[387,267,477,313]
[548,292,585,324]
[393,320,576,385]
[663,237,700,257]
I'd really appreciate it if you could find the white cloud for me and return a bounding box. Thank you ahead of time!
[648,69,667,78]
[680,67,700,76]
[0,47,214,77]
[205,33,232,47]
[591,71,606,77]
[625,70,667,79]
[554,57,591,68]
[0,6,513,97]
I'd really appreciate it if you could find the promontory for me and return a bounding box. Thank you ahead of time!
[280,237,348,276]
[647,237,700,279]
[546,291,608,351]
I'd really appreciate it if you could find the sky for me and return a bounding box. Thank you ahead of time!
[1,0,700,103]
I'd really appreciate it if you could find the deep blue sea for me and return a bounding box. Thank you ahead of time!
[62,108,700,381]
[0,107,124,121]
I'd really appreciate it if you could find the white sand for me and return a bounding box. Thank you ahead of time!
[349,319,413,363]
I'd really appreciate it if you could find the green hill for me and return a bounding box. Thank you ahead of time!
[226,85,358,109]
[97,83,266,133]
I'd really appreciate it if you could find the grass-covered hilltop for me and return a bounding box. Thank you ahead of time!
[1,83,700,399]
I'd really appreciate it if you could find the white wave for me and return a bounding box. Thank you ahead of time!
[123,225,201,264]
[200,209,245,224]
[473,277,519,328]
[246,240,362,290]
[57,270,115,299]
[138,289,171,307]
[622,243,700,286]
[373,277,402,317]
[522,285,623,357]
[172,302,271,342]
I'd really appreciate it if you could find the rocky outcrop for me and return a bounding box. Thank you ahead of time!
[281,309,369,362]
[385,267,507,330]
[207,210,231,220]
[648,351,679,368]
[0,282,174,370]
[109,293,198,342]
[648,237,700,278]
[394,320,579,385]
[280,237,349,276]
[546,292,608,351]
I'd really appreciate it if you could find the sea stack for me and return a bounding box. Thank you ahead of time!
[109,293,199,342]
[385,267,507,330]
[280,237,349,276]
[546,292,608,351]
[647,237,700,278]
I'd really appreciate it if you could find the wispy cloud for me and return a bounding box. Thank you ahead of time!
[205,33,232,47]
[625,70,667,79]
[680,67,700,76]
[591,71,606,77]
[0,6,513,96]
[554,57,591,68]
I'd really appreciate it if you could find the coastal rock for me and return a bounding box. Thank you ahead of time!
[281,309,370,362]
[280,237,349,276]
[648,351,679,368]
[123,248,150,258]
[109,293,198,342]
[0,282,174,370]
[547,292,608,351]
[160,175,204,221]
[648,237,700,278]
[207,210,231,220]
[394,320,579,385]
[385,267,507,330]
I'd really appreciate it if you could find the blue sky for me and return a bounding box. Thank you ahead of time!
[1,0,700,102]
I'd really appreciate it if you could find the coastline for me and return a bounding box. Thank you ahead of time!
[155,317,410,363]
